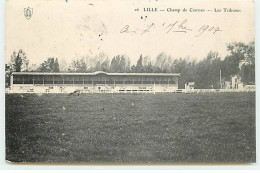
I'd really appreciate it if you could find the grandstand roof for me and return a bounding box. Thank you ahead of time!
[12,71,180,77]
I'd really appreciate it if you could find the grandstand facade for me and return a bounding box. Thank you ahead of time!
[9,71,180,93]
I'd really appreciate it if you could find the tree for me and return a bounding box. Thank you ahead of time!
[135,55,144,72]
[110,55,127,72]
[170,58,189,88]
[125,57,131,72]
[54,58,60,72]
[38,57,60,72]
[100,58,110,72]
[222,42,255,84]
[10,49,29,72]
[5,64,11,87]
[154,53,165,72]
[68,58,87,72]
[110,55,120,72]
[59,58,68,72]
[146,61,154,73]
[240,64,255,84]
[118,55,126,72]
[244,42,255,65]
[154,53,172,72]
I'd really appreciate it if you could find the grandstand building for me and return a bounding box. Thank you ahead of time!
[9,71,180,93]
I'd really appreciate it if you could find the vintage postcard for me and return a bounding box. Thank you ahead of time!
[5,0,255,164]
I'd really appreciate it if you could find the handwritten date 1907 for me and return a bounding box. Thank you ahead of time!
[120,19,222,37]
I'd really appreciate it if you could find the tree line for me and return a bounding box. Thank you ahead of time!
[7,41,255,89]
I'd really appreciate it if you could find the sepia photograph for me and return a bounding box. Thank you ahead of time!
[4,0,256,164]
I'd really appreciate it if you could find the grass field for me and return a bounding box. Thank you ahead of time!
[5,92,256,164]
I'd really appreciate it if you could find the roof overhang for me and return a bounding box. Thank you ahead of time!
[11,71,181,77]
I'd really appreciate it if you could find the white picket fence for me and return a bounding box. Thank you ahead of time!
[183,88,255,93]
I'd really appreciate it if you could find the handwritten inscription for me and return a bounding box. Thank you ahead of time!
[120,19,222,37]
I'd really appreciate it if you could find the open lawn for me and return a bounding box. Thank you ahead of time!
[5,92,256,164]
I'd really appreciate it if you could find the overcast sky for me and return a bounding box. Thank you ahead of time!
[6,0,254,66]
